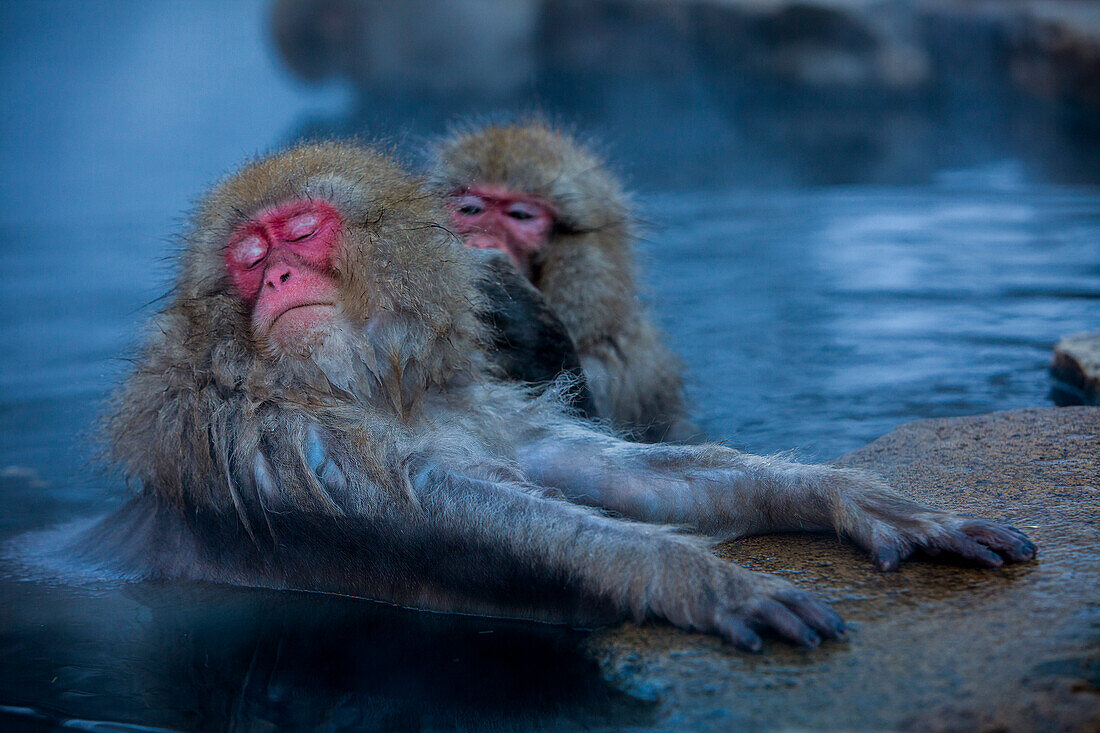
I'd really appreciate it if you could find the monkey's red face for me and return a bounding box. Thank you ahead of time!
[448,186,555,274]
[225,200,343,345]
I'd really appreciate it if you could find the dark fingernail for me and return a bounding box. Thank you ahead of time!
[732,634,763,653]
[720,616,764,653]
[817,612,846,639]
[873,545,902,572]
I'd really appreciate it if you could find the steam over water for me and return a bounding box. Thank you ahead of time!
[0,1,1097,730]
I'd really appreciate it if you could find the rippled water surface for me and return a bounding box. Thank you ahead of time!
[1,2,1098,730]
[647,179,1100,459]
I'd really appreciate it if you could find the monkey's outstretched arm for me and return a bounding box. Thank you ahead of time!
[103,417,838,651]
[244,429,842,651]
[396,460,845,651]
[515,426,1036,571]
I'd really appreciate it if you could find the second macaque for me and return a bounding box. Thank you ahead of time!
[430,122,696,442]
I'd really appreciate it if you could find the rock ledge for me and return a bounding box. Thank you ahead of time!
[588,406,1100,731]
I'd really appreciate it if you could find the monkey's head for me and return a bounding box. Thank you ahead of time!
[430,121,632,279]
[173,143,486,402]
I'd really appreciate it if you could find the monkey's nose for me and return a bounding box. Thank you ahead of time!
[264,263,295,290]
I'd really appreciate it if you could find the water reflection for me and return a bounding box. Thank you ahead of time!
[0,564,646,730]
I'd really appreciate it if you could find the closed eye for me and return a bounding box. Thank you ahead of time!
[286,213,321,242]
[453,193,487,217]
[287,228,318,243]
[508,209,534,221]
[232,235,267,268]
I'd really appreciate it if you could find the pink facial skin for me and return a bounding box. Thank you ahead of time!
[225,200,343,344]
[447,186,555,273]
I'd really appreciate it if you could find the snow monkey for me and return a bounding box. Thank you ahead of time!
[430,121,696,442]
[74,143,1035,653]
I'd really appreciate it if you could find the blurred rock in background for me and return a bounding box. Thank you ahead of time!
[273,0,541,101]
[270,0,1100,188]
[1051,331,1100,405]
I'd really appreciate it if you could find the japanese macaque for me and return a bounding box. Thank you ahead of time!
[74,143,1035,653]
[430,122,695,442]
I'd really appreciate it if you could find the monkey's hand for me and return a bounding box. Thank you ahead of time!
[648,549,846,652]
[820,470,1037,572]
[514,431,1036,573]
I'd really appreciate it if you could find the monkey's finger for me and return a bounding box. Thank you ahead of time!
[305,424,348,492]
[777,591,846,640]
[715,614,763,653]
[934,534,1004,568]
[870,541,911,572]
[993,523,1032,543]
[960,521,1037,563]
[751,599,820,648]
[867,524,919,572]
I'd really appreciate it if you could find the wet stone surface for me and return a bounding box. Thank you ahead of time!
[1053,331,1100,405]
[586,406,1100,731]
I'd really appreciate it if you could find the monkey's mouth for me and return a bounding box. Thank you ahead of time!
[264,302,338,343]
[271,302,336,325]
